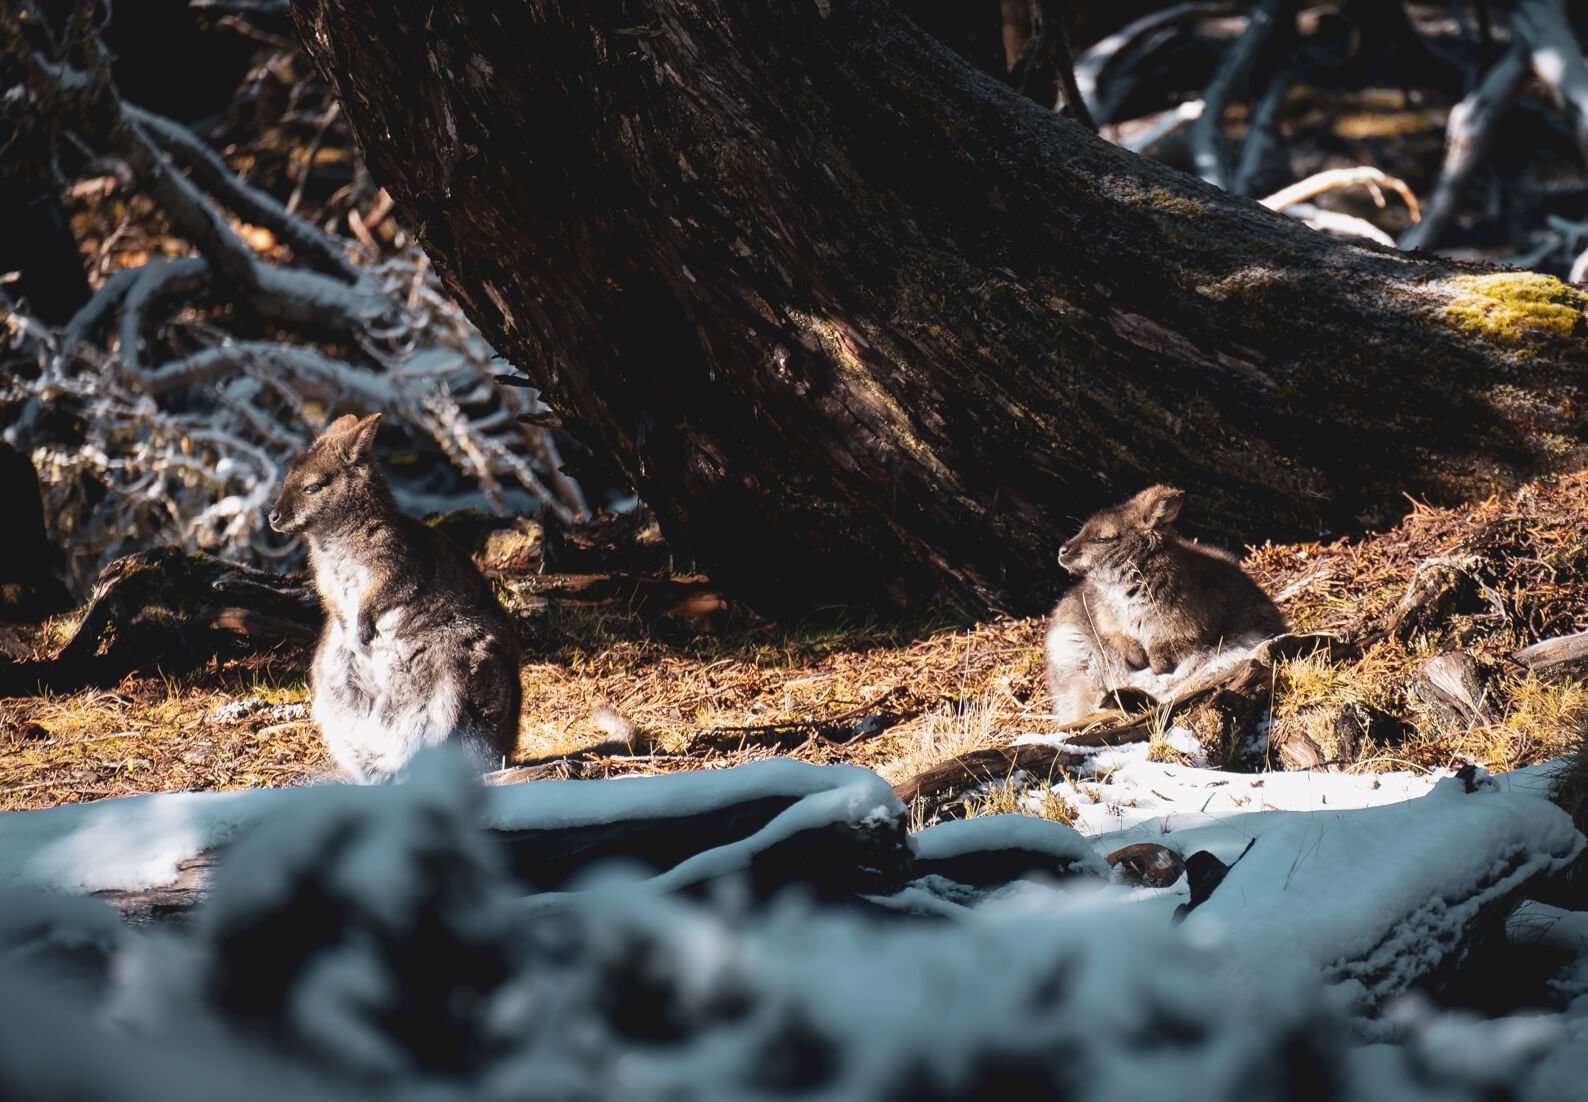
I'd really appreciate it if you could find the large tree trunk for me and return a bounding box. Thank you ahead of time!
[292,0,1588,618]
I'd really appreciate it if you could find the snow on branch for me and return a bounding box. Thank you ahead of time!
[0,1,587,590]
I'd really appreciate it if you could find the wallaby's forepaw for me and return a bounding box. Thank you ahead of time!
[357,613,376,646]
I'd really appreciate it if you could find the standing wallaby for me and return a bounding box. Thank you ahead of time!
[269,413,522,781]
[1045,485,1286,724]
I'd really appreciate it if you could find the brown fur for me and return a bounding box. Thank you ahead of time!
[1045,485,1286,723]
[269,413,522,781]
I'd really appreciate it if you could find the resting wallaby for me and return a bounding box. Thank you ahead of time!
[1045,485,1286,724]
[269,413,521,781]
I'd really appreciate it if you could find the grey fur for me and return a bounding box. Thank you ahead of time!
[1045,485,1286,724]
[269,413,522,781]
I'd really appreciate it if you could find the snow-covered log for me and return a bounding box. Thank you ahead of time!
[1143,771,1583,1011]
[0,753,1584,1098]
[0,757,911,920]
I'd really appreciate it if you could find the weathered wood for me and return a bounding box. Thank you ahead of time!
[1105,842,1186,887]
[1387,555,1491,642]
[293,0,1588,619]
[1512,630,1588,672]
[1414,651,1495,728]
[892,740,1099,804]
[95,854,220,926]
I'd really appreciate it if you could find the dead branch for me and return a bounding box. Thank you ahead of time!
[1074,3,1235,126]
[1121,99,1205,154]
[1277,203,1396,246]
[891,741,1096,805]
[1187,0,1297,188]
[127,104,364,284]
[0,1,588,587]
[1229,60,1292,196]
[1512,0,1588,170]
[1400,43,1529,251]
[1261,167,1422,224]
[116,257,209,372]
[1030,0,1094,131]
[1512,630,1588,673]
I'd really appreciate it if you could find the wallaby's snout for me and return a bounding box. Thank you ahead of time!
[1057,538,1078,571]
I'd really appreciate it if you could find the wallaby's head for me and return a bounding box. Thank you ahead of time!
[268,413,386,536]
[1058,484,1184,576]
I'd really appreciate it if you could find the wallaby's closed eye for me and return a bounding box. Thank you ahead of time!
[270,413,522,781]
[1045,485,1286,724]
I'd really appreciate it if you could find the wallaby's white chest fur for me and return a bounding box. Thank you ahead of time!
[1095,577,1157,641]
[308,538,372,631]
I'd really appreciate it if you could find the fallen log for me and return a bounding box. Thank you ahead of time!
[892,738,1114,806]
[910,814,1109,890]
[0,548,320,696]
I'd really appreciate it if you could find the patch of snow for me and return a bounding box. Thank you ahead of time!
[0,787,296,893]
[208,697,309,724]
[1180,777,1582,1009]
[1,747,1583,1099]
[1030,737,1451,842]
[209,695,268,722]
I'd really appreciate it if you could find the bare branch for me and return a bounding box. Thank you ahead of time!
[1261,168,1421,224]
[1281,203,1396,247]
[1230,61,1292,197]
[127,104,365,284]
[1187,0,1297,188]
[1399,43,1528,252]
[1513,0,1588,168]
[1074,3,1235,127]
[117,257,209,372]
[1121,99,1205,154]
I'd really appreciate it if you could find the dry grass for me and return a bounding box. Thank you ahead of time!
[511,610,1055,782]
[0,655,327,810]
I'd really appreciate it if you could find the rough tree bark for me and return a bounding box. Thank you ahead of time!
[292,0,1588,618]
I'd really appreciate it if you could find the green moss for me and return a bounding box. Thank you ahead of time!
[1147,187,1204,218]
[1443,273,1586,349]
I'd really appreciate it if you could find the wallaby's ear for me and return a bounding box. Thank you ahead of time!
[323,413,362,438]
[345,412,382,462]
[328,412,381,466]
[1135,485,1184,530]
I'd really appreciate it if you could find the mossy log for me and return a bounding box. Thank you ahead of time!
[294,0,1588,618]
